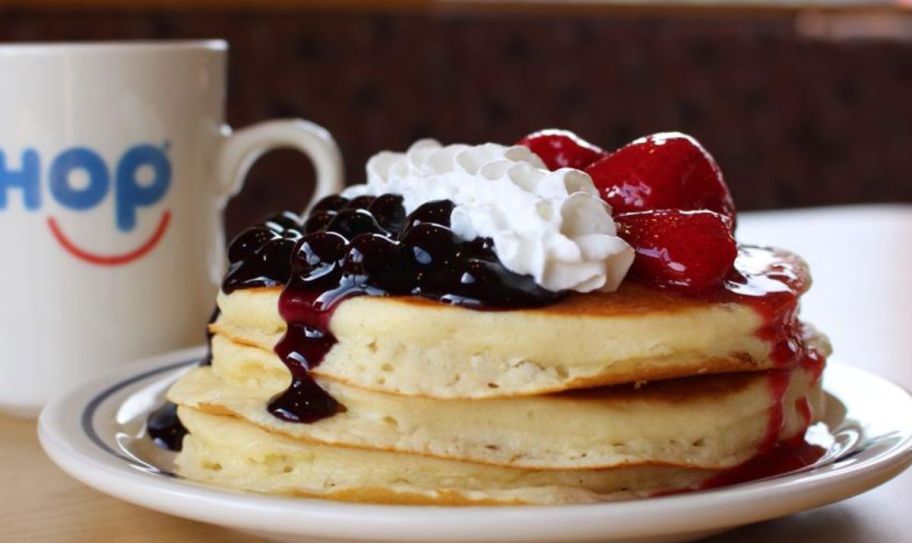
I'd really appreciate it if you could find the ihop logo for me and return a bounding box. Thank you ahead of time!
[0,143,173,266]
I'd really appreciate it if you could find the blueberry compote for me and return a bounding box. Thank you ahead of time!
[224,193,560,424]
[146,402,188,451]
[198,306,220,367]
[147,307,219,452]
[222,212,304,292]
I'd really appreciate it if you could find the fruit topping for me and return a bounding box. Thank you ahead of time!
[303,210,336,233]
[223,213,304,292]
[264,211,305,233]
[345,195,377,210]
[367,193,407,233]
[146,402,188,451]
[213,132,793,427]
[223,194,558,308]
[311,194,349,212]
[585,132,735,222]
[402,199,454,231]
[258,195,560,424]
[325,208,387,239]
[615,209,737,291]
[517,129,605,171]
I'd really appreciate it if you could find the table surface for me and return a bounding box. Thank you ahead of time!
[1,204,910,543]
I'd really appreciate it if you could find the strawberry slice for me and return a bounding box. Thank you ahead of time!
[585,132,735,222]
[517,129,605,171]
[615,209,737,290]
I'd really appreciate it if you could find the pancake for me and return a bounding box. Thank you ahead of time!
[214,245,809,399]
[168,332,826,470]
[176,407,719,505]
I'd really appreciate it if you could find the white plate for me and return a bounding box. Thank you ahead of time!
[39,347,912,543]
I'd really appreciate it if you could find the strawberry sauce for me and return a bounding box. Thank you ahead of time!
[761,370,792,454]
[685,246,825,469]
[653,438,827,498]
[700,439,827,491]
[706,246,811,367]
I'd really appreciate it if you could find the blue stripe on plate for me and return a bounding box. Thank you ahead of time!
[81,358,199,471]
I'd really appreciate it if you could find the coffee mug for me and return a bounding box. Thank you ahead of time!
[0,40,343,417]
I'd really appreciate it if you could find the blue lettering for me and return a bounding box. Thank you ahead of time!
[0,149,41,210]
[115,144,170,232]
[49,148,109,211]
[1,143,172,230]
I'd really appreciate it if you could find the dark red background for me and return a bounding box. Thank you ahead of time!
[2,6,910,238]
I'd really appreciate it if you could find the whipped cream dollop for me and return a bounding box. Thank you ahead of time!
[342,140,634,293]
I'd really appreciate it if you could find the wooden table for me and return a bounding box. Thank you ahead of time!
[1,205,910,542]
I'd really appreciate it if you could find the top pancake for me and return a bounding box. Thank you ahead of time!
[213,247,811,399]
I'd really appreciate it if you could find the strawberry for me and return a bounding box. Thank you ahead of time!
[585,132,735,223]
[517,129,605,171]
[615,210,737,290]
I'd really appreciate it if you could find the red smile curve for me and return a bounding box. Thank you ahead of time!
[47,211,171,266]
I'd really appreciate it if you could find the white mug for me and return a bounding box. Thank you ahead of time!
[0,40,344,417]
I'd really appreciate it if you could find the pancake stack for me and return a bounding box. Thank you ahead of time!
[166,134,830,505]
[167,246,829,505]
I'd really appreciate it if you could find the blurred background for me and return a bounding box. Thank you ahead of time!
[1,0,910,237]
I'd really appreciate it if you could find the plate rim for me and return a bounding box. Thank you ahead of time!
[38,347,912,542]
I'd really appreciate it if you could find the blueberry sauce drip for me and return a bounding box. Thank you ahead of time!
[146,402,188,451]
[221,193,559,424]
[147,307,219,451]
[198,305,220,367]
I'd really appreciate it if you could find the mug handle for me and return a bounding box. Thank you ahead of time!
[217,119,344,206]
[211,119,344,282]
